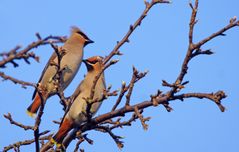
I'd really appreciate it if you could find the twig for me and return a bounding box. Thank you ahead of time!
[111,81,127,111]
[84,84,118,123]
[0,35,66,68]
[33,85,47,152]
[134,107,150,130]
[78,134,93,145]
[50,43,69,110]
[9,0,239,151]
[194,17,239,49]
[96,126,124,149]
[73,136,85,152]
[35,43,67,152]
[103,0,170,65]
[168,0,239,97]
[0,46,21,57]
[89,59,119,100]
[88,91,225,128]
[173,0,199,90]
[83,59,119,121]
[0,72,36,88]
[52,120,61,125]
[109,113,138,130]
[3,133,52,152]
[188,0,198,44]
[4,113,34,131]
[111,69,148,111]
[125,67,138,106]
[173,91,227,112]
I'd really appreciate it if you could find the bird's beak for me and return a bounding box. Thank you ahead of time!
[88,40,94,43]
[84,39,94,46]
[87,39,94,44]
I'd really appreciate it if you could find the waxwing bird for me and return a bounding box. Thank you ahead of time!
[26,27,94,117]
[51,56,106,145]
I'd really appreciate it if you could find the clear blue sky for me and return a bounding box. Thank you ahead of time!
[0,0,239,152]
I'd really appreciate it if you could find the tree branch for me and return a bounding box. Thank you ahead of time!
[3,113,34,131]
[0,34,66,68]
[168,0,239,97]
[3,133,52,152]
[103,0,170,65]
[125,67,138,106]
[0,72,36,88]
[3,0,238,151]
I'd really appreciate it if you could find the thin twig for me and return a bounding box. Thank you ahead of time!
[173,91,227,112]
[96,126,124,149]
[3,133,53,152]
[103,0,170,65]
[50,44,69,110]
[4,113,34,130]
[7,0,239,151]
[73,136,85,152]
[109,113,138,130]
[0,72,36,88]
[89,59,119,100]
[111,81,127,111]
[0,35,66,68]
[112,69,148,111]
[134,107,150,130]
[33,85,48,152]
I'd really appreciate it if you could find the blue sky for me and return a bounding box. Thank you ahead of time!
[0,0,239,151]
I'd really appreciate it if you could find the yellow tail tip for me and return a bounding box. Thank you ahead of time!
[26,110,36,118]
[50,138,62,148]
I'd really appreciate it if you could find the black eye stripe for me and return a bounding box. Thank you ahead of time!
[88,60,98,64]
[77,31,90,40]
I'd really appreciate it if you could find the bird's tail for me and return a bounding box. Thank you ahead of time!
[26,93,42,118]
[51,118,74,147]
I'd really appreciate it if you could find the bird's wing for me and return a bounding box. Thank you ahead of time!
[59,81,83,127]
[32,52,57,99]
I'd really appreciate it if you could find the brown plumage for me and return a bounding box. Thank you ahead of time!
[52,56,106,145]
[27,27,94,117]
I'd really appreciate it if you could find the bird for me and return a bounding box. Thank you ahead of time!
[26,26,94,117]
[51,56,106,146]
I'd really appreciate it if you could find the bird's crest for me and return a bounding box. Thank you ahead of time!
[71,26,91,41]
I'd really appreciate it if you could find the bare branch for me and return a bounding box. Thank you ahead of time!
[31,84,49,152]
[112,69,148,111]
[4,113,34,131]
[90,91,226,127]
[134,107,150,130]
[3,0,238,151]
[109,113,137,130]
[103,0,170,65]
[96,126,124,149]
[194,17,239,49]
[49,44,70,110]
[169,0,239,98]
[188,0,199,44]
[125,67,138,106]
[73,137,84,152]
[0,35,66,68]
[89,59,119,101]
[0,72,36,88]
[191,49,214,58]
[3,133,52,152]
[111,81,127,111]
[173,91,227,112]
[58,89,227,148]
